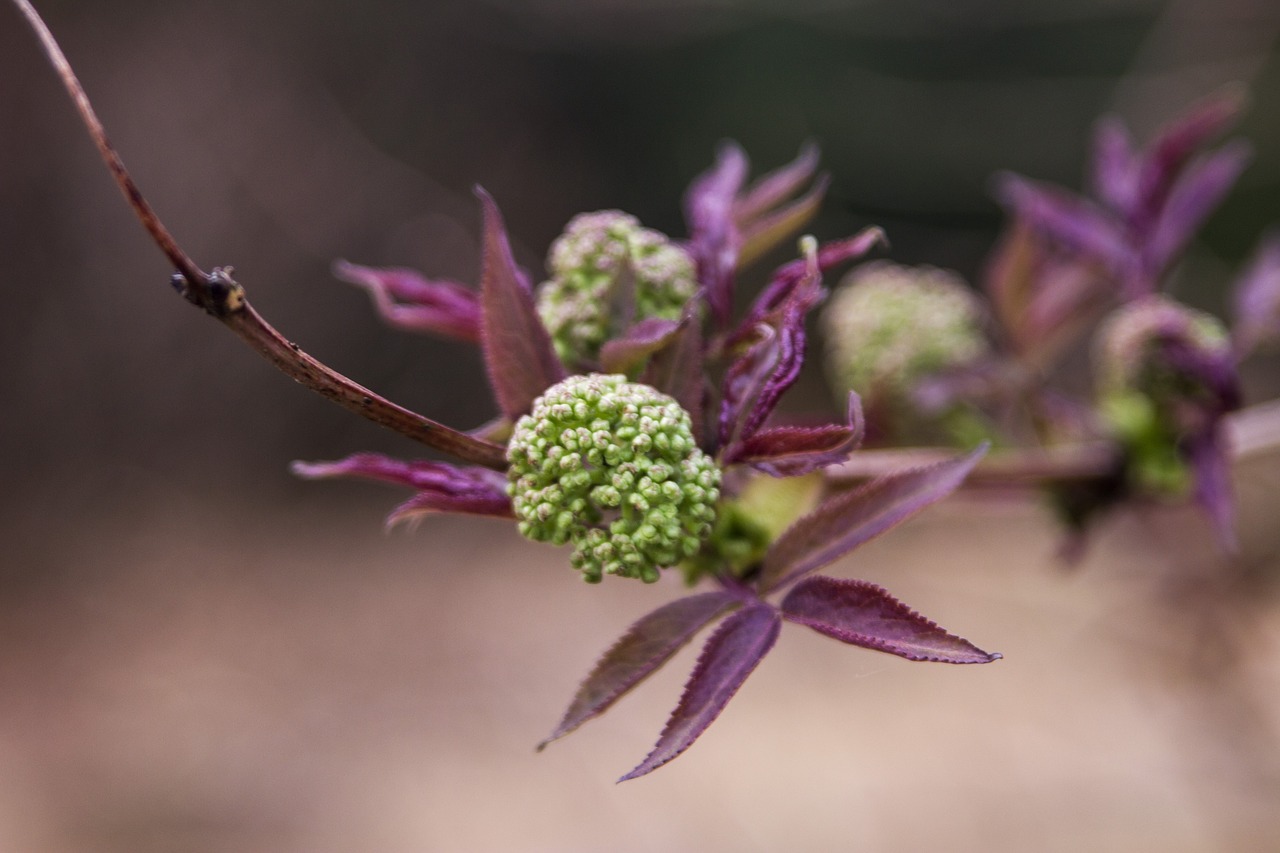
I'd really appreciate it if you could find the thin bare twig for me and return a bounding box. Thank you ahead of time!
[10,0,507,469]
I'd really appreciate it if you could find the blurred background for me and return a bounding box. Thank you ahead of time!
[2,0,1280,849]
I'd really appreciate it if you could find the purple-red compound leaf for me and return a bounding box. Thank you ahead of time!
[995,173,1127,270]
[733,142,819,224]
[291,454,513,524]
[737,228,886,340]
[1134,88,1245,224]
[729,392,864,476]
[599,317,682,376]
[781,576,1001,664]
[1092,117,1138,215]
[736,174,830,270]
[538,591,740,751]
[759,444,987,593]
[1232,231,1280,357]
[1188,427,1237,553]
[333,261,481,342]
[718,245,821,449]
[619,603,780,782]
[684,143,749,325]
[475,187,565,418]
[1146,141,1252,275]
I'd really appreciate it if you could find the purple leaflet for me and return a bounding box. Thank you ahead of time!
[475,187,565,419]
[332,261,481,342]
[736,227,886,341]
[1187,427,1237,553]
[538,590,739,751]
[1232,231,1280,357]
[1146,141,1252,276]
[728,392,864,477]
[290,453,513,524]
[995,173,1128,272]
[619,603,780,782]
[736,174,830,270]
[684,143,748,325]
[1133,88,1244,227]
[759,444,987,593]
[733,142,819,224]
[718,244,821,449]
[1092,117,1138,215]
[780,576,1001,664]
[598,317,681,376]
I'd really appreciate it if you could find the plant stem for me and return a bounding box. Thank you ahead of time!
[11,0,507,470]
[825,402,1280,488]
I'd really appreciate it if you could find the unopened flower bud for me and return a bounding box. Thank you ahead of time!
[537,211,697,366]
[1094,296,1234,496]
[506,374,720,583]
[822,262,988,405]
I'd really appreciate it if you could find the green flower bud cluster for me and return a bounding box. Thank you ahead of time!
[536,211,697,366]
[506,374,721,583]
[822,262,988,403]
[1094,296,1230,401]
[1093,296,1231,496]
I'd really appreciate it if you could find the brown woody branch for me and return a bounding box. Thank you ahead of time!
[11,0,507,470]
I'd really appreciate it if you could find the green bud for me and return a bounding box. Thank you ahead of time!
[822,261,988,405]
[1093,296,1231,498]
[536,211,698,366]
[506,374,721,583]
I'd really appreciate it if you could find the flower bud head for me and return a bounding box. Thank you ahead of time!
[1094,296,1230,401]
[537,211,697,366]
[1094,296,1233,497]
[822,262,988,404]
[506,374,720,583]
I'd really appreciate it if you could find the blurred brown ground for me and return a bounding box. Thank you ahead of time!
[3,1,1280,850]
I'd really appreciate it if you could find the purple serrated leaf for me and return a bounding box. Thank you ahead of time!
[736,174,830,270]
[684,143,749,325]
[729,392,864,476]
[332,260,481,342]
[780,576,1001,664]
[599,317,682,376]
[290,453,505,492]
[733,141,819,224]
[538,590,739,751]
[1187,427,1237,553]
[1092,117,1138,215]
[1134,88,1244,224]
[1146,141,1252,275]
[1232,231,1280,357]
[739,228,886,338]
[386,490,514,525]
[759,444,987,593]
[475,187,565,418]
[995,173,1127,270]
[291,454,513,524]
[619,603,780,782]
[719,247,821,449]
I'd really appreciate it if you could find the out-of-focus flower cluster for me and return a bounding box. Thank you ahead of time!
[818,91,1280,553]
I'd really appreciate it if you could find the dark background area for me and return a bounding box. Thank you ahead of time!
[2,1,1280,849]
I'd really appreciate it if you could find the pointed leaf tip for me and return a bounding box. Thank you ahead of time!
[475,187,565,418]
[781,576,1001,664]
[538,591,739,751]
[619,603,780,782]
